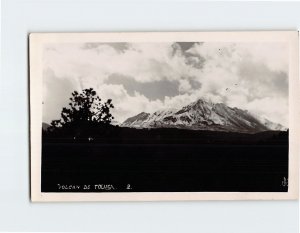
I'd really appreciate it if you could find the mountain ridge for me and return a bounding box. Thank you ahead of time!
[121,98,286,133]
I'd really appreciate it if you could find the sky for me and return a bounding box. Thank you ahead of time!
[42,41,288,127]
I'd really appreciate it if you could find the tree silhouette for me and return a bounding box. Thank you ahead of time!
[48,88,114,139]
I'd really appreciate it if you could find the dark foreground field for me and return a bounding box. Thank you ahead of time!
[41,128,288,192]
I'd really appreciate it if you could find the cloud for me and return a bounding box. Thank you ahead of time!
[186,42,288,126]
[43,42,200,84]
[43,68,81,124]
[95,84,164,122]
[43,41,289,126]
[82,42,130,53]
[105,73,180,101]
[247,97,288,125]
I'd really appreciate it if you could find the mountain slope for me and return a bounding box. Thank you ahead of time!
[42,122,51,131]
[121,99,286,133]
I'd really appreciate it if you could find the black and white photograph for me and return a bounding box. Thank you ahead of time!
[30,32,299,201]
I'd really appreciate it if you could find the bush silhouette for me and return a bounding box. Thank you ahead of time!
[47,88,115,139]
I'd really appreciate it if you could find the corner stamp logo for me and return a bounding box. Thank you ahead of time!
[281,177,288,187]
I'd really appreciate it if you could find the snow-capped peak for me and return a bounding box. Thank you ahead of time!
[121,98,287,133]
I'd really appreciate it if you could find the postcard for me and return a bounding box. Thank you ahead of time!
[29,31,299,201]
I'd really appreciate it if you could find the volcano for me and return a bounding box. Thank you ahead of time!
[121,98,286,133]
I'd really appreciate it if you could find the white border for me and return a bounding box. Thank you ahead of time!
[30,31,299,202]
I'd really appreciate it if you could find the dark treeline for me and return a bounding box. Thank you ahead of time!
[43,125,288,145]
[42,126,289,192]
